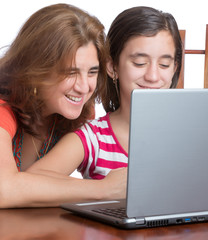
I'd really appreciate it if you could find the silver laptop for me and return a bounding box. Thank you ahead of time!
[62,89,208,229]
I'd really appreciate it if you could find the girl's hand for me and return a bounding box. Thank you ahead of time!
[101,167,127,199]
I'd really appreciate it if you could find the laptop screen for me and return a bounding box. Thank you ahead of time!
[127,89,208,218]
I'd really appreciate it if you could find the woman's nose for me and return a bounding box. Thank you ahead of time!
[74,75,90,93]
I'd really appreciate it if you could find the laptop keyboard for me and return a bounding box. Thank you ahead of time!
[92,208,127,219]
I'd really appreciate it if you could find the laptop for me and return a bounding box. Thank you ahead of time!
[62,89,208,229]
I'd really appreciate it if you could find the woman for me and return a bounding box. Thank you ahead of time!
[0,3,126,208]
[29,6,182,181]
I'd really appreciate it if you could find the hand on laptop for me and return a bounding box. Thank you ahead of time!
[102,167,127,199]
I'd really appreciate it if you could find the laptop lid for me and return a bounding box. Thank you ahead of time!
[127,89,208,218]
[62,89,208,229]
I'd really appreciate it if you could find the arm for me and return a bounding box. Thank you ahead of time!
[0,128,127,208]
[27,132,85,177]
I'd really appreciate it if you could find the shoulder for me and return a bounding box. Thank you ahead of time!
[77,113,111,136]
[0,100,17,138]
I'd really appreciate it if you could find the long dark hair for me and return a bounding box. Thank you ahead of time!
[103,6,182,112]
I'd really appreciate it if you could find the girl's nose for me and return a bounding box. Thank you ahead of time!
[144,64,160,82]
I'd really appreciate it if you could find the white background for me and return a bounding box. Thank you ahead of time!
[1,0,208,177]
[1,0,208,91]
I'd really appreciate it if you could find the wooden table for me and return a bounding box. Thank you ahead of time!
[1,207,208,240]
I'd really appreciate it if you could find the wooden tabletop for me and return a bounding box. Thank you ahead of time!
[1,207,208,240]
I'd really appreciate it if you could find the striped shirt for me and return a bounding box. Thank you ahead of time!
[75,113,128,179]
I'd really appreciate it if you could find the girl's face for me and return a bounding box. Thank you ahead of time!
[115,30,176,107]
[42,42,99,119]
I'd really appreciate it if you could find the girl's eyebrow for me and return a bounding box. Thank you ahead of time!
[130,53,174,60]
[130,53,149,58]
[159,54,174,60]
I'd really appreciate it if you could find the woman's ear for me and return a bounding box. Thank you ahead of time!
[107,58,118,79]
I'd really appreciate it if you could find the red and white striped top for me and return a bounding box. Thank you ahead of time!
[75,113,128,179]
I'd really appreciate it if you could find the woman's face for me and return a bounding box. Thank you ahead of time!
[115,30,176,107]
[42,42,99,119]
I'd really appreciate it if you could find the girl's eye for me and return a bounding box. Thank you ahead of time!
[159,58,173,69]
[159,64,170,68]
[133,62,147,67]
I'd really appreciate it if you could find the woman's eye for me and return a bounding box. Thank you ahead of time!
[89,70,99,76]
[69,71,77,76]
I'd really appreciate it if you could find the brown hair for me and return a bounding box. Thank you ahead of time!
[103,6,182,112]
[0,3,108,136]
